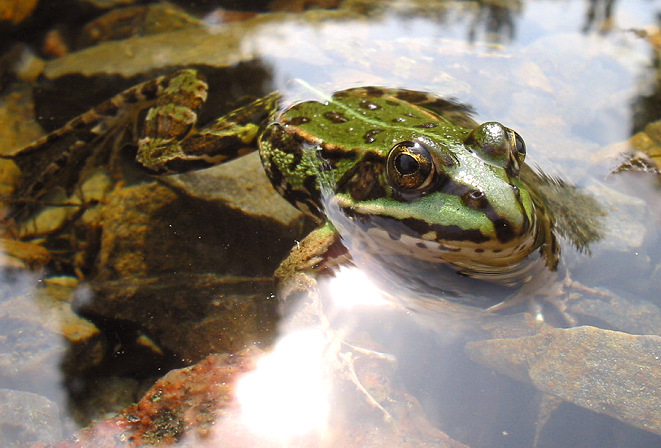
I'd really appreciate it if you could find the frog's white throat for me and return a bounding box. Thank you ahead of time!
[325,197,544,288]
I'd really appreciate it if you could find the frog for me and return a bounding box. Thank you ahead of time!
[3,68,608,431]
[4,69,603,317]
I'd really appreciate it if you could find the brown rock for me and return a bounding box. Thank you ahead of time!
[42,9,358,80]
[0,0,39,24]
[466,326,661,436]
[0,83,44,155]
[96,155,306,281]
[77,4,201,48]
[82,274,278,363]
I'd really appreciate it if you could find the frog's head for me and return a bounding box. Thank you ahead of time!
[333,122,540,275]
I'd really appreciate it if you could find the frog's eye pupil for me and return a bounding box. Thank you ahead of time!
[395,153,419,175]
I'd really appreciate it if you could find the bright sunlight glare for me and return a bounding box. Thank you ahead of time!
[235,328,329,437]
[327,265,390,309]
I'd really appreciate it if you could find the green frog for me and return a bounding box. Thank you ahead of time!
[6,69,603,313]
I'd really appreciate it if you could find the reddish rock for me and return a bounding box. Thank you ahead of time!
[42,29,70,59]
[30,345,469,448]
[29,349,261,448]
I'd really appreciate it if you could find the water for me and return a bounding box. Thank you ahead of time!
[0,1,660,447]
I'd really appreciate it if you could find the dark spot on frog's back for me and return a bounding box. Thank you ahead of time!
[286,116,311,126]
[395,90,430,103]
[359,100,382,110]
[415,122,439,129]
[93,101,120,118]
[323,111,349,124]
[363,87,386,96]
[363,129,383,143]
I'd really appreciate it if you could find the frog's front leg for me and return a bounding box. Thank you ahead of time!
[275,221,349,329]
[136,71,280,174]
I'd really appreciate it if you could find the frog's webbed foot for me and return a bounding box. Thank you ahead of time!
[487,274,578,326]
[485,266,562,322]
[487,269,621,327]
[276,223,349,318]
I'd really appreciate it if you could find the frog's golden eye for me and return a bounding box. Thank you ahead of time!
[386,140,435,193]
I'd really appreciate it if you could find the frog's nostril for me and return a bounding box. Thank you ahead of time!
[469,190,485,200]
[462,189,487,209]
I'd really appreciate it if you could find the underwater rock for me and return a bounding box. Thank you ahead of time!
[81,274,278,364]
[466,326,661,436]
[0,388,62,446]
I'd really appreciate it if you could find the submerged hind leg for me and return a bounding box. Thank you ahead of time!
[137,78,280,174]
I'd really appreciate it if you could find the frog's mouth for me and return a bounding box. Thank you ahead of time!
[329,202,542,279]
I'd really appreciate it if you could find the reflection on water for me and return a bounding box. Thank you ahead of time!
[236,328,329,438]
[583,0,617,33]
[1,0,661,447]
[468,1,519,43]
